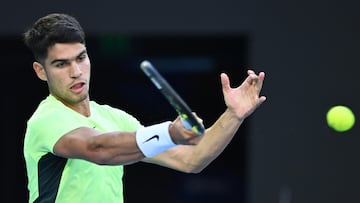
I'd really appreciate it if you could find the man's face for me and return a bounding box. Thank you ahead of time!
[37,43,91,106]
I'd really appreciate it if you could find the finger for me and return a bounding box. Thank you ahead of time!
[250,71,265,86]
[258,71,265,81]
[192,112,203,124]
[245,72,259,85]
[220,73,231,92]
[255,72,265,87]
[256,96,267,108]
[247,69,255,75]
[248,70,265,79]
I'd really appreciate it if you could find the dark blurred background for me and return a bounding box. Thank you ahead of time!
[2,0,360,202]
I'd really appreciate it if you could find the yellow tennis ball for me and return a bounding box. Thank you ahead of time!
[326,105,355,132]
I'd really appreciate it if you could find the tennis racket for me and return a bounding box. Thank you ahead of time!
[140,60,205,136]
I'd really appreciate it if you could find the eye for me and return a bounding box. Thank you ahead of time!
[55,61,66,68]
[78,53,87,61]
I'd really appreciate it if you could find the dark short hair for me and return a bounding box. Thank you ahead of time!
[23,13,86,62]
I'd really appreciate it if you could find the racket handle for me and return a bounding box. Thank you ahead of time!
[181,117,193,130]
[180,117,204,136]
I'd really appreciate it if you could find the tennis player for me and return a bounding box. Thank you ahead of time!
[23,13,266,203]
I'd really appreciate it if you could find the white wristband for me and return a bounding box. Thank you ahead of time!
[136,121,177,157]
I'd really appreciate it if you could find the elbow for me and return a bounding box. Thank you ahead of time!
[188,168,203,174]
[88,151,112,165]
[86,138,120,165]
[182,163,206,174]
[190,165,206,174]
[88,152,130,166]
[86,146,142,166]
[183,153,213,174]
[86,144,118,165]
[86,143,109,165]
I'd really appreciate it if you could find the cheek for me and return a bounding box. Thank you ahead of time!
[83,61,91,75]
[47,77,60,89]
[46,71,67,87]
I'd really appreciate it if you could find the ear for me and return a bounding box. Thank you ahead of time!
[33,62,47,81]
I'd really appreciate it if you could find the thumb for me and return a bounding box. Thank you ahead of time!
[220,73,231,92]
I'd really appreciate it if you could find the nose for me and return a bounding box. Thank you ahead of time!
[70,62,82,78]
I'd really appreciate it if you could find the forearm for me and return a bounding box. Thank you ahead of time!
[149,108,245,173]
[188,108,244,171]
[86,131,145,165]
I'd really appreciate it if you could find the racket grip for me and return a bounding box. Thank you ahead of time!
[181,117,193,130]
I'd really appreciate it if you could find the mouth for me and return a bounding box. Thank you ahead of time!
[70,82,86,93]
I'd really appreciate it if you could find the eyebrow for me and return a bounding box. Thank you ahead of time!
[50,49,87,66]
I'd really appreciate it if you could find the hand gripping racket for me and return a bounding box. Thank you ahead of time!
[140,60,205,136]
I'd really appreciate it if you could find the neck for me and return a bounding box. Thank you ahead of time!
[51,94,91,117]
[66,100,91,117]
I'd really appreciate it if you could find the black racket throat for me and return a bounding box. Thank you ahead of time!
[140,60,205,135]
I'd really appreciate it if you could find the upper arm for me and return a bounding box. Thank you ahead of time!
[53,127,101,161]
[53,127,144,165]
